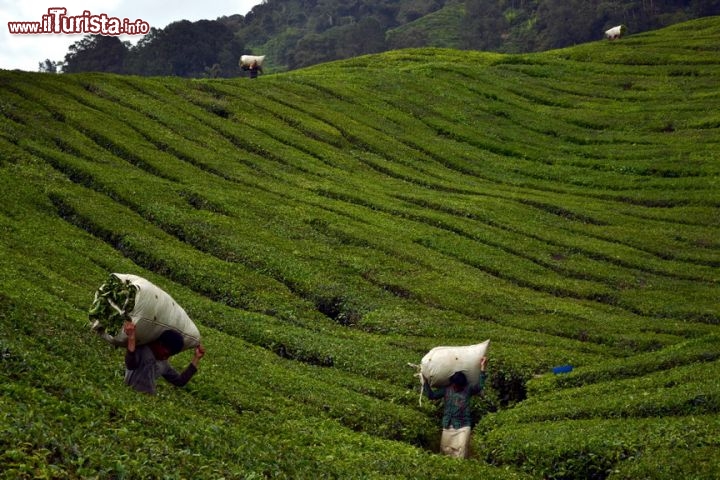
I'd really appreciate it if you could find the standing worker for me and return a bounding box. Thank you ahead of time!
[123,320,205,395]
[423,356,488,458]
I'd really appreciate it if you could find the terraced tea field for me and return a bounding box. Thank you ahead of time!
[1,17,718,479]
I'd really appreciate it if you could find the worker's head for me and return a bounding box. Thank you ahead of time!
[449,371,468,388]
[151,330,184,360]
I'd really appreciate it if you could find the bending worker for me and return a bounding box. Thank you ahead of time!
[123,320,205,395]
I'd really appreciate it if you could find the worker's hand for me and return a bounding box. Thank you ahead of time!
[123,320,136,339]
[194,344,206,362]
[190,344,205,368]
[480,356,488,372]
[123,320,137,353]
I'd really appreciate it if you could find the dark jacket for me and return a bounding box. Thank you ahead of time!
[125,345,197,394]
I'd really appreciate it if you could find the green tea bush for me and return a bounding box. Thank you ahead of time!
[489,360,720,427]
[529,334,720,395]
[608,446,720,480]
[481,415,720,479]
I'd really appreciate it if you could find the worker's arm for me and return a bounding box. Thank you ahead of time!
[423,377,446,400]
[123,321,141,370]
[470,356,488,395]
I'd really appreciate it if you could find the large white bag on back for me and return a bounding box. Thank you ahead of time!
[89,273,201,351]
[419,339,490,388]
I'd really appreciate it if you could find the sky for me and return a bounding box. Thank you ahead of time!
[1,1,262,72]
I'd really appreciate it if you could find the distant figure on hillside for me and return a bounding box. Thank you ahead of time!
[239,54,265,78]
[605,25,626,40]
[423,356,488,458]
[123,320,205,395]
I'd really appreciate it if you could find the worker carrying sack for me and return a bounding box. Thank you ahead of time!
[410,340,490,404]
[88,273,201,351]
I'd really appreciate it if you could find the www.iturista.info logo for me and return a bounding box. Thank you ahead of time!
[8,8,150,35]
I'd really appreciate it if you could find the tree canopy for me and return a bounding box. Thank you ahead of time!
[63,35,129,74]
[63,19,243,77]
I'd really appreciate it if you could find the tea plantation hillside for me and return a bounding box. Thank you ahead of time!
[1,17,719,479]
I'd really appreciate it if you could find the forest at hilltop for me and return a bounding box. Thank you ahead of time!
[49,0,720,76]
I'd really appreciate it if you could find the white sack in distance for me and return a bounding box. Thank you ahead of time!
[91,273,201,351]
[419,339,490,388]
[605,25,626,40]
[239,54,265,68]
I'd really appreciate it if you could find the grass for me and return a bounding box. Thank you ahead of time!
[1,16,719,478]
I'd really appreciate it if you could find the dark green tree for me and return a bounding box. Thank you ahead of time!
[692,0,720,15]
[38,59,60,73]
[122,28,168,76]
[125,20,239,77]
[290,32,337,68]
[462,0,507,50]
[63,35,129,73]
[341,16,387,55]
[535,0,603,50]
[216,36,246,77]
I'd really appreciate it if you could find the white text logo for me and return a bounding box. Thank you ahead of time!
[8,8,150,36]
